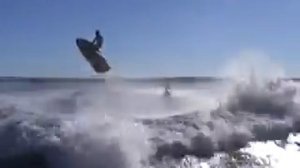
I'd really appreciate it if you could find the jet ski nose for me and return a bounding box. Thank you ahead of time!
[76,38,87,48]
[75,38,81,45]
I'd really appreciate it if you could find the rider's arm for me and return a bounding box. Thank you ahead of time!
[92,36,96,44]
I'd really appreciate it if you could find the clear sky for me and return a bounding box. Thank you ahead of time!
[0,0,300,77]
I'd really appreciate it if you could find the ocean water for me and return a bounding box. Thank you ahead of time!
[0,74,299,168]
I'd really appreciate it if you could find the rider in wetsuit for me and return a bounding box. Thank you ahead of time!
[92,30,103,52]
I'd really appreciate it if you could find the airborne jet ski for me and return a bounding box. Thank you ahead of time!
[76,38,110,73]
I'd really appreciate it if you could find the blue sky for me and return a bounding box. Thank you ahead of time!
[0,0,300,77]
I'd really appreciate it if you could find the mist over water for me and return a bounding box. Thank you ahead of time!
[0,54,300,168]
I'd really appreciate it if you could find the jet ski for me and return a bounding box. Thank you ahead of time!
[76,38,110,73]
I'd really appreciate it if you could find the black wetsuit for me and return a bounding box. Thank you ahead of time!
[93,34,103,51]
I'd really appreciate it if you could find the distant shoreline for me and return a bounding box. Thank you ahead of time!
[0,76,219,83]
[0,76,297,83]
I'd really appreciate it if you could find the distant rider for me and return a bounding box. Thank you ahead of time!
[92,30,103,52]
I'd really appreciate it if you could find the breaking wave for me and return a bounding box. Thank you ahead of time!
[0,55,300,168]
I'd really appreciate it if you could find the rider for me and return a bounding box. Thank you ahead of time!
[164,81,171,97]
[92,30,103,52]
